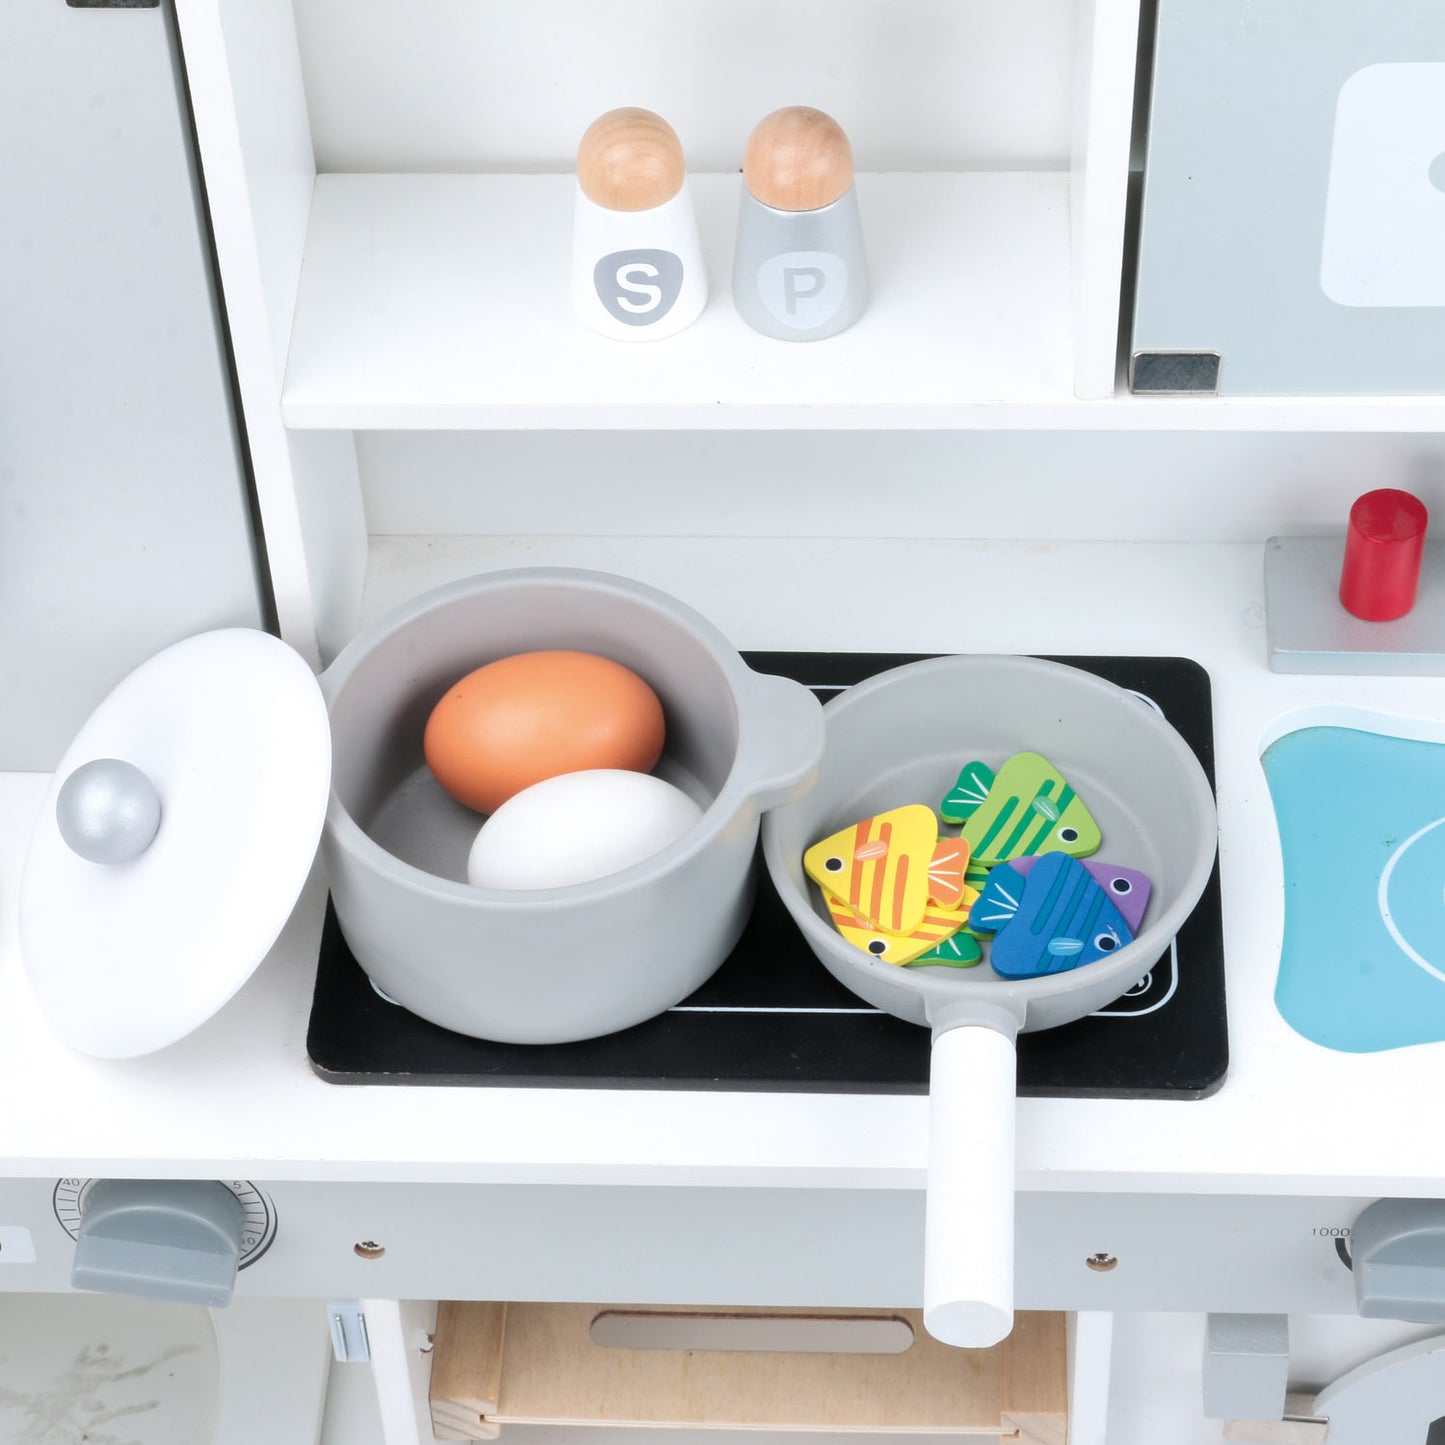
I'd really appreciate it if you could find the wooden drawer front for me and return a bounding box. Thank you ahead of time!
[430,1302,1066,1443]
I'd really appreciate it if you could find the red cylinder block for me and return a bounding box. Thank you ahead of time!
[1339,489,1429,622]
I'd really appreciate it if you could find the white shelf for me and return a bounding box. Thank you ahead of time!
[283,170,1079,430]
[282,171,1445,433]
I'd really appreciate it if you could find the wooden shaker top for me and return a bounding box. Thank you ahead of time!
[743,107,854,212]
[576,108,686,211]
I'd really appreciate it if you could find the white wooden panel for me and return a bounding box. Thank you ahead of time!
[0,0,261,770]
[290,430,368,665]
[284,172,1075,429]
[292,0,1075,174]
[1070,0,1141,398]
[1106,1314,1224,1445]
[211,0,317,381]
[212,1300,332,1445]
[364,1299,437,1445]
[1068,1312,1114,1445]
[178,0,365,664]
[354,429,1441,544]
[324,1353,390,1445]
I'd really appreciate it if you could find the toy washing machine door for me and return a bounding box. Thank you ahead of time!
[1315,1334,1445,1445]
[0,1293,331,1445]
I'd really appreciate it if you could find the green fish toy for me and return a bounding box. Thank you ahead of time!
[941,752,1102,868]
[905,931,983,968]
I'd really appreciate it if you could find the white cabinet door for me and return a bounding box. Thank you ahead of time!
[0,0,263,770]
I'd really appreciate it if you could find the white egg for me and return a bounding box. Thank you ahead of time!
[467,769,705,890]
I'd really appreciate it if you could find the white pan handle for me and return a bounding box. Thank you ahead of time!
[922,1023,1018,1348]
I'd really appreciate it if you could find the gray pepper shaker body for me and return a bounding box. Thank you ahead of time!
[733,185,868,342]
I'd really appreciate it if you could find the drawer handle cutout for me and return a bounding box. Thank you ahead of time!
[589,1309,915,1355]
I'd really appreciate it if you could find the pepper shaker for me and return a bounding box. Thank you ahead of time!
[732,106,869,341]
[572,108,707,341]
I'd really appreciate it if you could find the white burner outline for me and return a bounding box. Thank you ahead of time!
[1378,814,1445,984]
[668,937,1180,1019]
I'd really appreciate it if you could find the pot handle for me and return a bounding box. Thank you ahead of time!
[733,669,824,811]
[923,1022,1018,1349]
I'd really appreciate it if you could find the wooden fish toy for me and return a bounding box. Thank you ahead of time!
[1010,855,1151,933]
[825,890,978,966]
[968,861,1030,936]
[939,760,995,825]
[906,930,983,968]
[971,851,1135,979]
[804,805,971,933]
[941,752,1102,867]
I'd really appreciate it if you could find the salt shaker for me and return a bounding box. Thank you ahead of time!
[572,108,707,341]
[732,106,869,341]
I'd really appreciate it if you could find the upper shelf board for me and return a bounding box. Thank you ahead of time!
[283,170,1077,428]
[282,172,1445,431]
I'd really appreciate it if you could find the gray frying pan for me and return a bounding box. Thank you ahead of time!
[761,654,1216,1347]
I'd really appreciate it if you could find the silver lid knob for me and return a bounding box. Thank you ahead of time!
[56,759,162,864]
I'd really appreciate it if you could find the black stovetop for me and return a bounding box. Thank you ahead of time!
[307,653,1227,1099]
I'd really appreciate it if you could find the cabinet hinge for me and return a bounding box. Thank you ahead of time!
[329,1301,373,1363]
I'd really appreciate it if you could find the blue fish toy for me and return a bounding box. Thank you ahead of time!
[973,852,1135,979]
[1009,855,1151,934]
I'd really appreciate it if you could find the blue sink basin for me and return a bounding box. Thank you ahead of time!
[1264,723,1445,1053]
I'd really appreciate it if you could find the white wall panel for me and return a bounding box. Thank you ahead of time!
[356,429,1445,543]
[292,0,1075,174]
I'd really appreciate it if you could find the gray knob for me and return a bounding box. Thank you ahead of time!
[72,1179,245,1306]
[1352,1199,1445,1321]
[56,759,162,864]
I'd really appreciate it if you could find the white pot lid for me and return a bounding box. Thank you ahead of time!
[20,629,330,1058]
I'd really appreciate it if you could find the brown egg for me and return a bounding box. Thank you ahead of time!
[424,650,666,814]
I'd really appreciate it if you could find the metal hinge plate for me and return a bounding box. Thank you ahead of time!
[329,1301,373,1363]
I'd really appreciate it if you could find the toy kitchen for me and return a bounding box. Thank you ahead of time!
[7,1,1445,1442]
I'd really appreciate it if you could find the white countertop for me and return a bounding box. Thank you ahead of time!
[5,536,1445,1198]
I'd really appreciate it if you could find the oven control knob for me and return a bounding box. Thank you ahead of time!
[70,1179,245,1307]
[1352,1198,1445,1322]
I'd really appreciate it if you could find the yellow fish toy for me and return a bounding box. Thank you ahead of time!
[804,804,971,933]
[825,891,979,966]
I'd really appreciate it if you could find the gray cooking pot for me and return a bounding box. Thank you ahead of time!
[319,568,823,1044]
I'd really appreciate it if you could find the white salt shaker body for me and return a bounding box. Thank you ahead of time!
[572,181,707,341]
[572,108,707,342]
